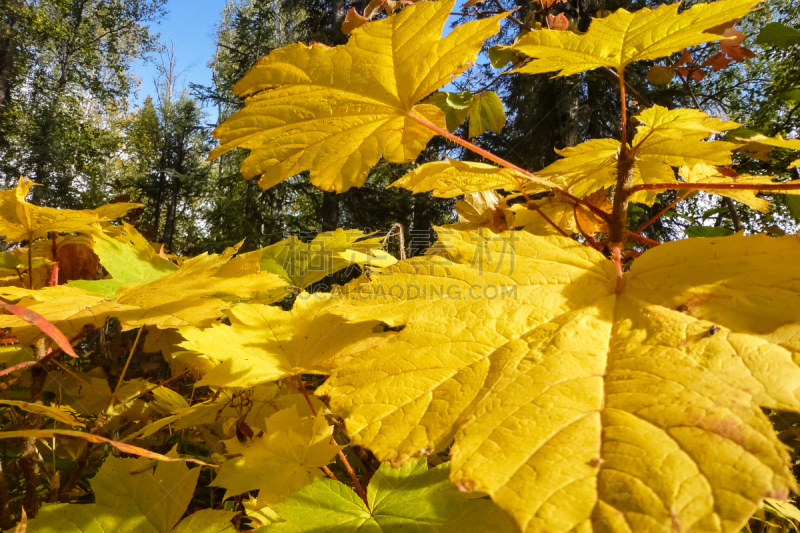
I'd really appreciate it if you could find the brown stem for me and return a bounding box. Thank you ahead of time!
[635,191,692,234]
[14,267,27,289]
[602,67,652,108]
[322,465,339,481]
[410,112,535,178]
[410,112,614,229]
[608,68,635,290]
[723,197,742,232]
[26,238,33,291]
[609,69,633,246]
[107,327,143,411]
[20,339,47,517]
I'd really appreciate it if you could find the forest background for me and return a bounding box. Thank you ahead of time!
[2,0,798,258]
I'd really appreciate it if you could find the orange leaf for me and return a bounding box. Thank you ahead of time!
[547,13,569,31]
[341,7,368,35]
[720,28,756,61]
[0,301,76,357]
[702,52,733,70]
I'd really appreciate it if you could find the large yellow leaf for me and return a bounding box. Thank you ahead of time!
[0,177,139,242]
[317,228,800,533]
[511,0,761,76]
[178,294,388,388]
[211,406,342,505]
[391,159,551,197]
[210,0,507,192]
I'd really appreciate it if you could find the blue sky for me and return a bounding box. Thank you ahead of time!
[131,0,229,107]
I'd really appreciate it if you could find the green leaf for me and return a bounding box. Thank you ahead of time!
[779,88,800,102]
[424,92,472,132]
[754,22,800,48]
[701,206,730,219]
[467,91,506,138]
[262,459,515,532]
[685,226,735,238]
[446,91,474,110]
[786,195,800,219]
[68,227,177,298]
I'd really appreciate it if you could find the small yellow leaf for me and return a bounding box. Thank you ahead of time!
[391,159,549,197]
[0,177,140,243]
[679,163,799,212]
[634,105,739,141]
[646,64,676,84]
[211,406,342,504]
[511,0,761,76]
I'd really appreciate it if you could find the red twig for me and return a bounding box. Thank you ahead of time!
[631,182,800,193]
[49,263,59,287]
[635,191,692,234]
[0,360,37,378]
[626,231,660,247]
[410,112,615,228]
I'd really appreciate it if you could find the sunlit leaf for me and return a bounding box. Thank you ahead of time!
[319,228,800,533]
[511,0,760,76]
[210,0,507,192]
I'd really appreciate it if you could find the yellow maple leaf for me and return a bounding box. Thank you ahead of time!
[211,406,342,505]
[734,133,800,168]
[391,159,551,198]
[540,107,740,201]
[178,293,389,388]
[210,0,507,193]
[0,177,139,243]
[634,105,740,140]
[679,163,800,212]
[511,0,761,76]
[317,227,800,533]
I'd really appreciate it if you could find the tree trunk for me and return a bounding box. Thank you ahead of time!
[320,191,339,232]
[0,0,24,113]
